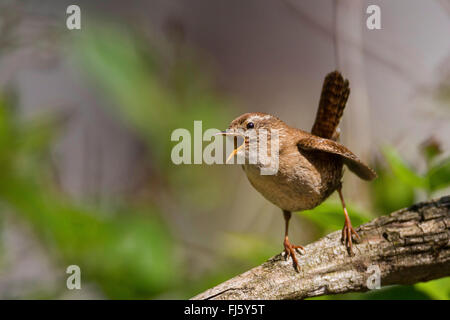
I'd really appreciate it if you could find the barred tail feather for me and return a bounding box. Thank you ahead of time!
[311,71,350,140]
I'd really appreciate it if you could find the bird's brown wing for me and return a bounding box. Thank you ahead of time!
[298,136,377,181]
[311,71,350,140]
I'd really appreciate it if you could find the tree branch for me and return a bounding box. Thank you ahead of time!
[192,196,450,300]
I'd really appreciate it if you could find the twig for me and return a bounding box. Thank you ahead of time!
[192,196,450,300]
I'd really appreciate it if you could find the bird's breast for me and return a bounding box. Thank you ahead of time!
[242,149,343,212]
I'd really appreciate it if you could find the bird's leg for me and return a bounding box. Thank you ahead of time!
[337,186,360,255]
[282,210,304,271]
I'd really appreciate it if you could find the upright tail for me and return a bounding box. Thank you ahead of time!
[311,71,350,140]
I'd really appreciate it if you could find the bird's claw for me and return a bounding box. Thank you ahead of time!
[283,237,305,272]
[341,219,360,256]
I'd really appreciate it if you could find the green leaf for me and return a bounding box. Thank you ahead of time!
[382,146,427,190]
[297,200,372,235]
[415,277,450,300]
[371,162,416,214]
[221,233,279,266]
[427,158,450,192]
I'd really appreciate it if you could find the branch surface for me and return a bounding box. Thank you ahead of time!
[192,196,450,300]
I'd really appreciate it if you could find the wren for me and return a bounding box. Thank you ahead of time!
[218,71,377,271]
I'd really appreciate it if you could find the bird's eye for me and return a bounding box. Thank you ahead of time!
[247,122,255,129]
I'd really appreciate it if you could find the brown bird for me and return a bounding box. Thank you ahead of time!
[218,71,377,271]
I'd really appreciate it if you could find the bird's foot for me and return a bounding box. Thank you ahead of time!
[283,236,305,272]
[341,218,360,256]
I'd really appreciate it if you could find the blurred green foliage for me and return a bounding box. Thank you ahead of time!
[381,145,450,196]
[415,277,450,300]
[379,145,450,299]
[0,25,239,299]
[72,25,237,212]
[222,233,279,267]
[298,201,372,234]
[0,92,178,298]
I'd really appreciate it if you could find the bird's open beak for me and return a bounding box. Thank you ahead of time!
[215,130,246,163]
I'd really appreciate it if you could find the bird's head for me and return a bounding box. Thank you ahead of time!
[227,112,285,132]
[216,112,287,163]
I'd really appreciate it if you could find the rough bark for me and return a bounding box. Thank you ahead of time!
[192,196,450,300]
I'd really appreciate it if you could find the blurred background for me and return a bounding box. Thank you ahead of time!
[0,0,449,299]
